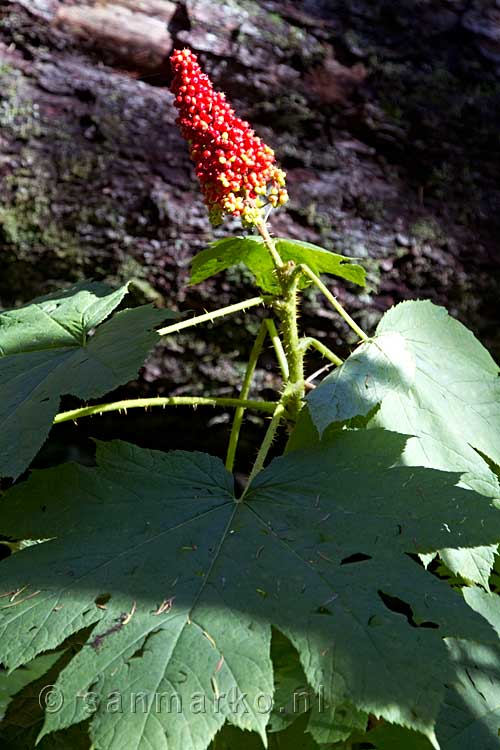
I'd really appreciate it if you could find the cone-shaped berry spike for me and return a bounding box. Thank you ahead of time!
[170,48,288,226]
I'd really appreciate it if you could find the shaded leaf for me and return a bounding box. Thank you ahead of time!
[365,723,433,749]
[268,631,311,733]
[436,638,500,750]
[307,698,367,745]
[213,713,319,749]
[269,634,367,744]
[0,653,60,720]
[0,649,90,749]
[1,431,499,748]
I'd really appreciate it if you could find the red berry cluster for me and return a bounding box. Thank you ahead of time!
[170,48,288,226]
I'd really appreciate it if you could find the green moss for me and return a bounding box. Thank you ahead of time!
[0,65,41,140]
[0,64,127,299]
[252,92,314,131]
[0,148,80,259]
[410,217,442,243]
[0,69,63,255]
[295,203,333,236]
[237,0,323,59]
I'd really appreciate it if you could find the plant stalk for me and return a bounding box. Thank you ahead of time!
[264,318,289,379]
[251,220,305,458]
[241,402,286,498]
[301,337,343,367]
[255,220,284,268]
[158,296,264,336]
[300,264,368,341]
[226,321,269,473]
[275,267,305,422]
[54,397,278,425]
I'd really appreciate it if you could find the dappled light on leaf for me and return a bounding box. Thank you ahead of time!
[1,431,500,748]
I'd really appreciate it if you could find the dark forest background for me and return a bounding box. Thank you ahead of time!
[1,0,499,467]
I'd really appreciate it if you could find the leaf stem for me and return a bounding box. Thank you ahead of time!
[225,321,268,473]
[157,296,264,336]
[299,264,368,341]
[241,402,286,498]
[264,318,289,379]
[301,337,343,367]
[255,220,284,268]
[305,362,335,385]
[53,397,278,425]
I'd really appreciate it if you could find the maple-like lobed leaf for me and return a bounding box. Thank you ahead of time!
[0,282,170,479]
[297,300,500,586]
[1,431,500,749]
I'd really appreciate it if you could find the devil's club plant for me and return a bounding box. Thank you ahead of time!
[0,49,500,750]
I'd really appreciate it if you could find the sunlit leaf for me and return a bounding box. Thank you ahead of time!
[298,300,500,585]
[190,236,365,292]
[0,282,168,479]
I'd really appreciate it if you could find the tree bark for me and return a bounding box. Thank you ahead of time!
[1,0,499,405]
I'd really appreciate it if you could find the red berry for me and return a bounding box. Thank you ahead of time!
[169,48,288,225]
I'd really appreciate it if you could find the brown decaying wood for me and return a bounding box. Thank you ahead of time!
[54,4,173,70]
[109,0,177,23]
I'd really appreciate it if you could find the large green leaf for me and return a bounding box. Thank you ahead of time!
[1,431,500,749]
[190,236,366,292]
[0,282,168,479]
[268,631,367,741]
[365,723,434,750]
[436,638,500,750]
[213,713,320,749]
[307,698,367,745]
[267,631,311,733]
[0,650,90,750]
[365,633,500,750]
[0,653,61,720]
[300,300,500,586]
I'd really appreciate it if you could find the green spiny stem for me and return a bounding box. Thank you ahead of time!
[241,402,286,498]
[299,264,368,341]
[274,267,305,422]
[54,397,278,425]
[255,220,284,268]
[157,296,264,336]
[255,221,305,422]
[300,336,343,367]
[264,318,289,379]
[226,320,269,473]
